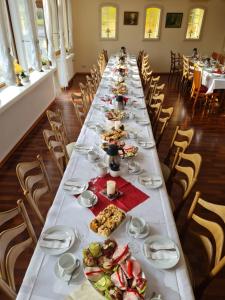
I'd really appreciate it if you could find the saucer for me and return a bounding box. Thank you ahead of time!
[136,119,150,126]
[138,139,155,149]
[54,260,81,282]
[138,175,162,189]
[126,222,150,239]
[77,193,98,208]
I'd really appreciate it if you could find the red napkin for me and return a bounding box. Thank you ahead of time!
[87,174,149,216]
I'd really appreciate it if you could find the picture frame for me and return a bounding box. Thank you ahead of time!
[124,11,139,25]
[165,13,183,28]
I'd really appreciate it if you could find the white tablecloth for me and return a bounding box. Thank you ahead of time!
[202,70,225,94]
[16,55,194,300]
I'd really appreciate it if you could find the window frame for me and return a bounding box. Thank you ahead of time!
[143,5,163,41]
[99,3,118,41]
[185,6,206,41]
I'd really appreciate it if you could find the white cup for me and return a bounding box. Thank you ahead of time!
[129,131,137,139]
[58,253,76,277]
[96,162,108,177]
[80,190,94,206]
[130,217,146,234]
[88,150,98,162]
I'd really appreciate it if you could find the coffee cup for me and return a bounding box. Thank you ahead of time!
[96,162,108,177]
[88,150,98,162]
[58,253,76,277]
[129,131,137,139]
[80,190,94,206]
[129,217,146,235]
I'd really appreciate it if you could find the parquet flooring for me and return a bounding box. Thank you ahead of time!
[1,74,225,299]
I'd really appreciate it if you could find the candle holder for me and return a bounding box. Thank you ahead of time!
[16,74,23,87]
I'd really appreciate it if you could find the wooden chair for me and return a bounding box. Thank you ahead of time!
[79,82,91,112]
[47,109,75,158]
[168,51,182,83]
[161,126,194,183]
[71,94,86,126]
[169,152,202,217]
[16,155,52,224]
[211,51,220,60]
[0,199,37,297]
[180,191,225,299]
[146,76,161,105]
[155,107,174,148]
[43,129,68,177]
[46,109,69,146]
[148,93,165,128]
[180,55,194,94]
[190,70,211,109]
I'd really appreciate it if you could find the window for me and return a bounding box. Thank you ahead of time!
[186,8,205,40]
[144,7,161,40]
[35,0,48,58]
[101,5,117,40]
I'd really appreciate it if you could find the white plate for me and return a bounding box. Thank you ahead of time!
[136,119,150,126]
[77,193,98,208]
[74,144,93,153]
[143,235,180,269]
[138,139,155,149]
[86,122,96,129]
[63,180,88,195]
[126,222,150,239]
[39,226,76,256]
[138,175,162,189]
[54,259,81,282]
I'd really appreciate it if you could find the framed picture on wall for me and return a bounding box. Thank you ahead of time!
[165,13,183,28]
[124,11,139,25]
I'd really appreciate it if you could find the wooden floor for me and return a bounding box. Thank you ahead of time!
[1,74,225,299]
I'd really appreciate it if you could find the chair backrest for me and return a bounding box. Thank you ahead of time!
[181,191,225,298]
[71,94,86,126]
[43,129,68,177]
[16,155,51,224]
[0,277,16,299]
[165,126,195,171]
[155,107,174,147]
[46,109,69,146]
[79,82,90,112]
[211,51,219,60]
[0,199,37,293]
[190,70,202,98]
[148,94,165,128]
[174,152,202,200]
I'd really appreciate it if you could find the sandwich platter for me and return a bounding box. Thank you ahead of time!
[83,239,148,299]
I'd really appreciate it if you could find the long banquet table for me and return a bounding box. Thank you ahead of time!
[17,55,194,300]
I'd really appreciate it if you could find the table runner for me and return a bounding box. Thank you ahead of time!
[16,54,194,300]
[87,174,149,215]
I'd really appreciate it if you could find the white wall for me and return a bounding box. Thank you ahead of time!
[72,0,225,73]
[0,72,55,162]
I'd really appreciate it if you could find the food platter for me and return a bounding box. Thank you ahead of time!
[101,128,127,142]
[105,109,128,121]
[83,239,147,299]
[89,204,126,237]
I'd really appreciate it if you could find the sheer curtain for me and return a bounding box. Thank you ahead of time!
[0,0,16,85]
[67,0,73,50]
[43,0,56,67]
[24,0,42,71]
[58,0,69,88]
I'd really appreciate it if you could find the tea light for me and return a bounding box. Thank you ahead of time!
[107,180,116,195]
[115,121,121,130]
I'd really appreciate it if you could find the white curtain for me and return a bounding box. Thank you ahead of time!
[24,0,42,71]
[43,0,56,67]
[0,0,16,85]
[58,0,69,88]
[67,0,73,50]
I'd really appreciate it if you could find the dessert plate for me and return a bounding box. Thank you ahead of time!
[77,193,98,208]
[143,235,180,269]
[39,225,76,256]
[138,175,162,189]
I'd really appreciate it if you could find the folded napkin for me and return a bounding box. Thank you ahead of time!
[39,235,71,249]
[144,241,178,260]
[65,280,104,300]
